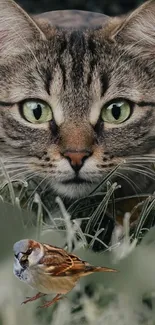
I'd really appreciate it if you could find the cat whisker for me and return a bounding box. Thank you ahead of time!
[1,155,26,162]
[0,167,25,175]
[121,164,155,176]
[115,171,141,195]
[6,169,36,181]
[120,166,155,181]
[0,164,31,171]
[0,161,36,172]
[40,175,54,195]
[0,158,29,164]
[126,154,155,159]
[0,165,29,178]
[24,174,52,205]
[126,157,155,164]
[85,182,117,234]
[21,172,44,184]
[124,163,155,175]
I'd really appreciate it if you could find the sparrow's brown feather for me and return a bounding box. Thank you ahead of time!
[39,245,89,276]
[39,244,117,277]
[39,243,74,276]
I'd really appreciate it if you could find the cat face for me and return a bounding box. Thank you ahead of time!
[0,0,155,198]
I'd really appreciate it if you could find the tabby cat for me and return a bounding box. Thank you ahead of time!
[0,0,155,199]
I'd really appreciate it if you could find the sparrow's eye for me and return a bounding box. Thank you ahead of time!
[20,255,28,267]
[26,248,32,255]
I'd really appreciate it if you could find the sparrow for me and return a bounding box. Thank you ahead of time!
[13,239,117,308]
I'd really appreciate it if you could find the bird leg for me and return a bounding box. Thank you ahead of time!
[22,292,46,304]
[39,293,63,308]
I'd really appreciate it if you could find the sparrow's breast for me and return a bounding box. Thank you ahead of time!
[13,258,79,295]
[31,268,79,294]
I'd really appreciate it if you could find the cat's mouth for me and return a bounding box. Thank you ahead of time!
[62,177,91,185]
[54,176,96,198]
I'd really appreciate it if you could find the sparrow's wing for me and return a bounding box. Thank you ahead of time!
[38,244,116,277]
[39,244,74,276]
[38,244,90,276]
[68,253,88,271]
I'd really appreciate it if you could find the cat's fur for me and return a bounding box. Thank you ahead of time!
[0,0,155,198]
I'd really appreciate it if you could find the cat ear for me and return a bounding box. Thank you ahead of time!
[112,0,155,47]
[0,0,46,57]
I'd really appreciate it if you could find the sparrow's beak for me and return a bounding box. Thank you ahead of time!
[14,252,24,262]
[14,252,20,260]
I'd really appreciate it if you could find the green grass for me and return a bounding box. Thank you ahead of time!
[1,164,155,325]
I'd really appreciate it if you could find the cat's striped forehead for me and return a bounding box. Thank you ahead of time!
[47,30,104,122]
[0,28,111,125]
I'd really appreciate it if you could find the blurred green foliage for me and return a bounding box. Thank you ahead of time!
[0,201,35,261]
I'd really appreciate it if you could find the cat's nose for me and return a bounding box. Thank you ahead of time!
[62,150,92,172]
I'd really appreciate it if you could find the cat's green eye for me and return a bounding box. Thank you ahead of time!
[101,100,131,124]
[21,100,52,124]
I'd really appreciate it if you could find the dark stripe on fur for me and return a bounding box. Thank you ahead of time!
[137,101,155,107]
[69,31,86,87]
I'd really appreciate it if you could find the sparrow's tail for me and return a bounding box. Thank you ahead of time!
[81,264,118,277]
